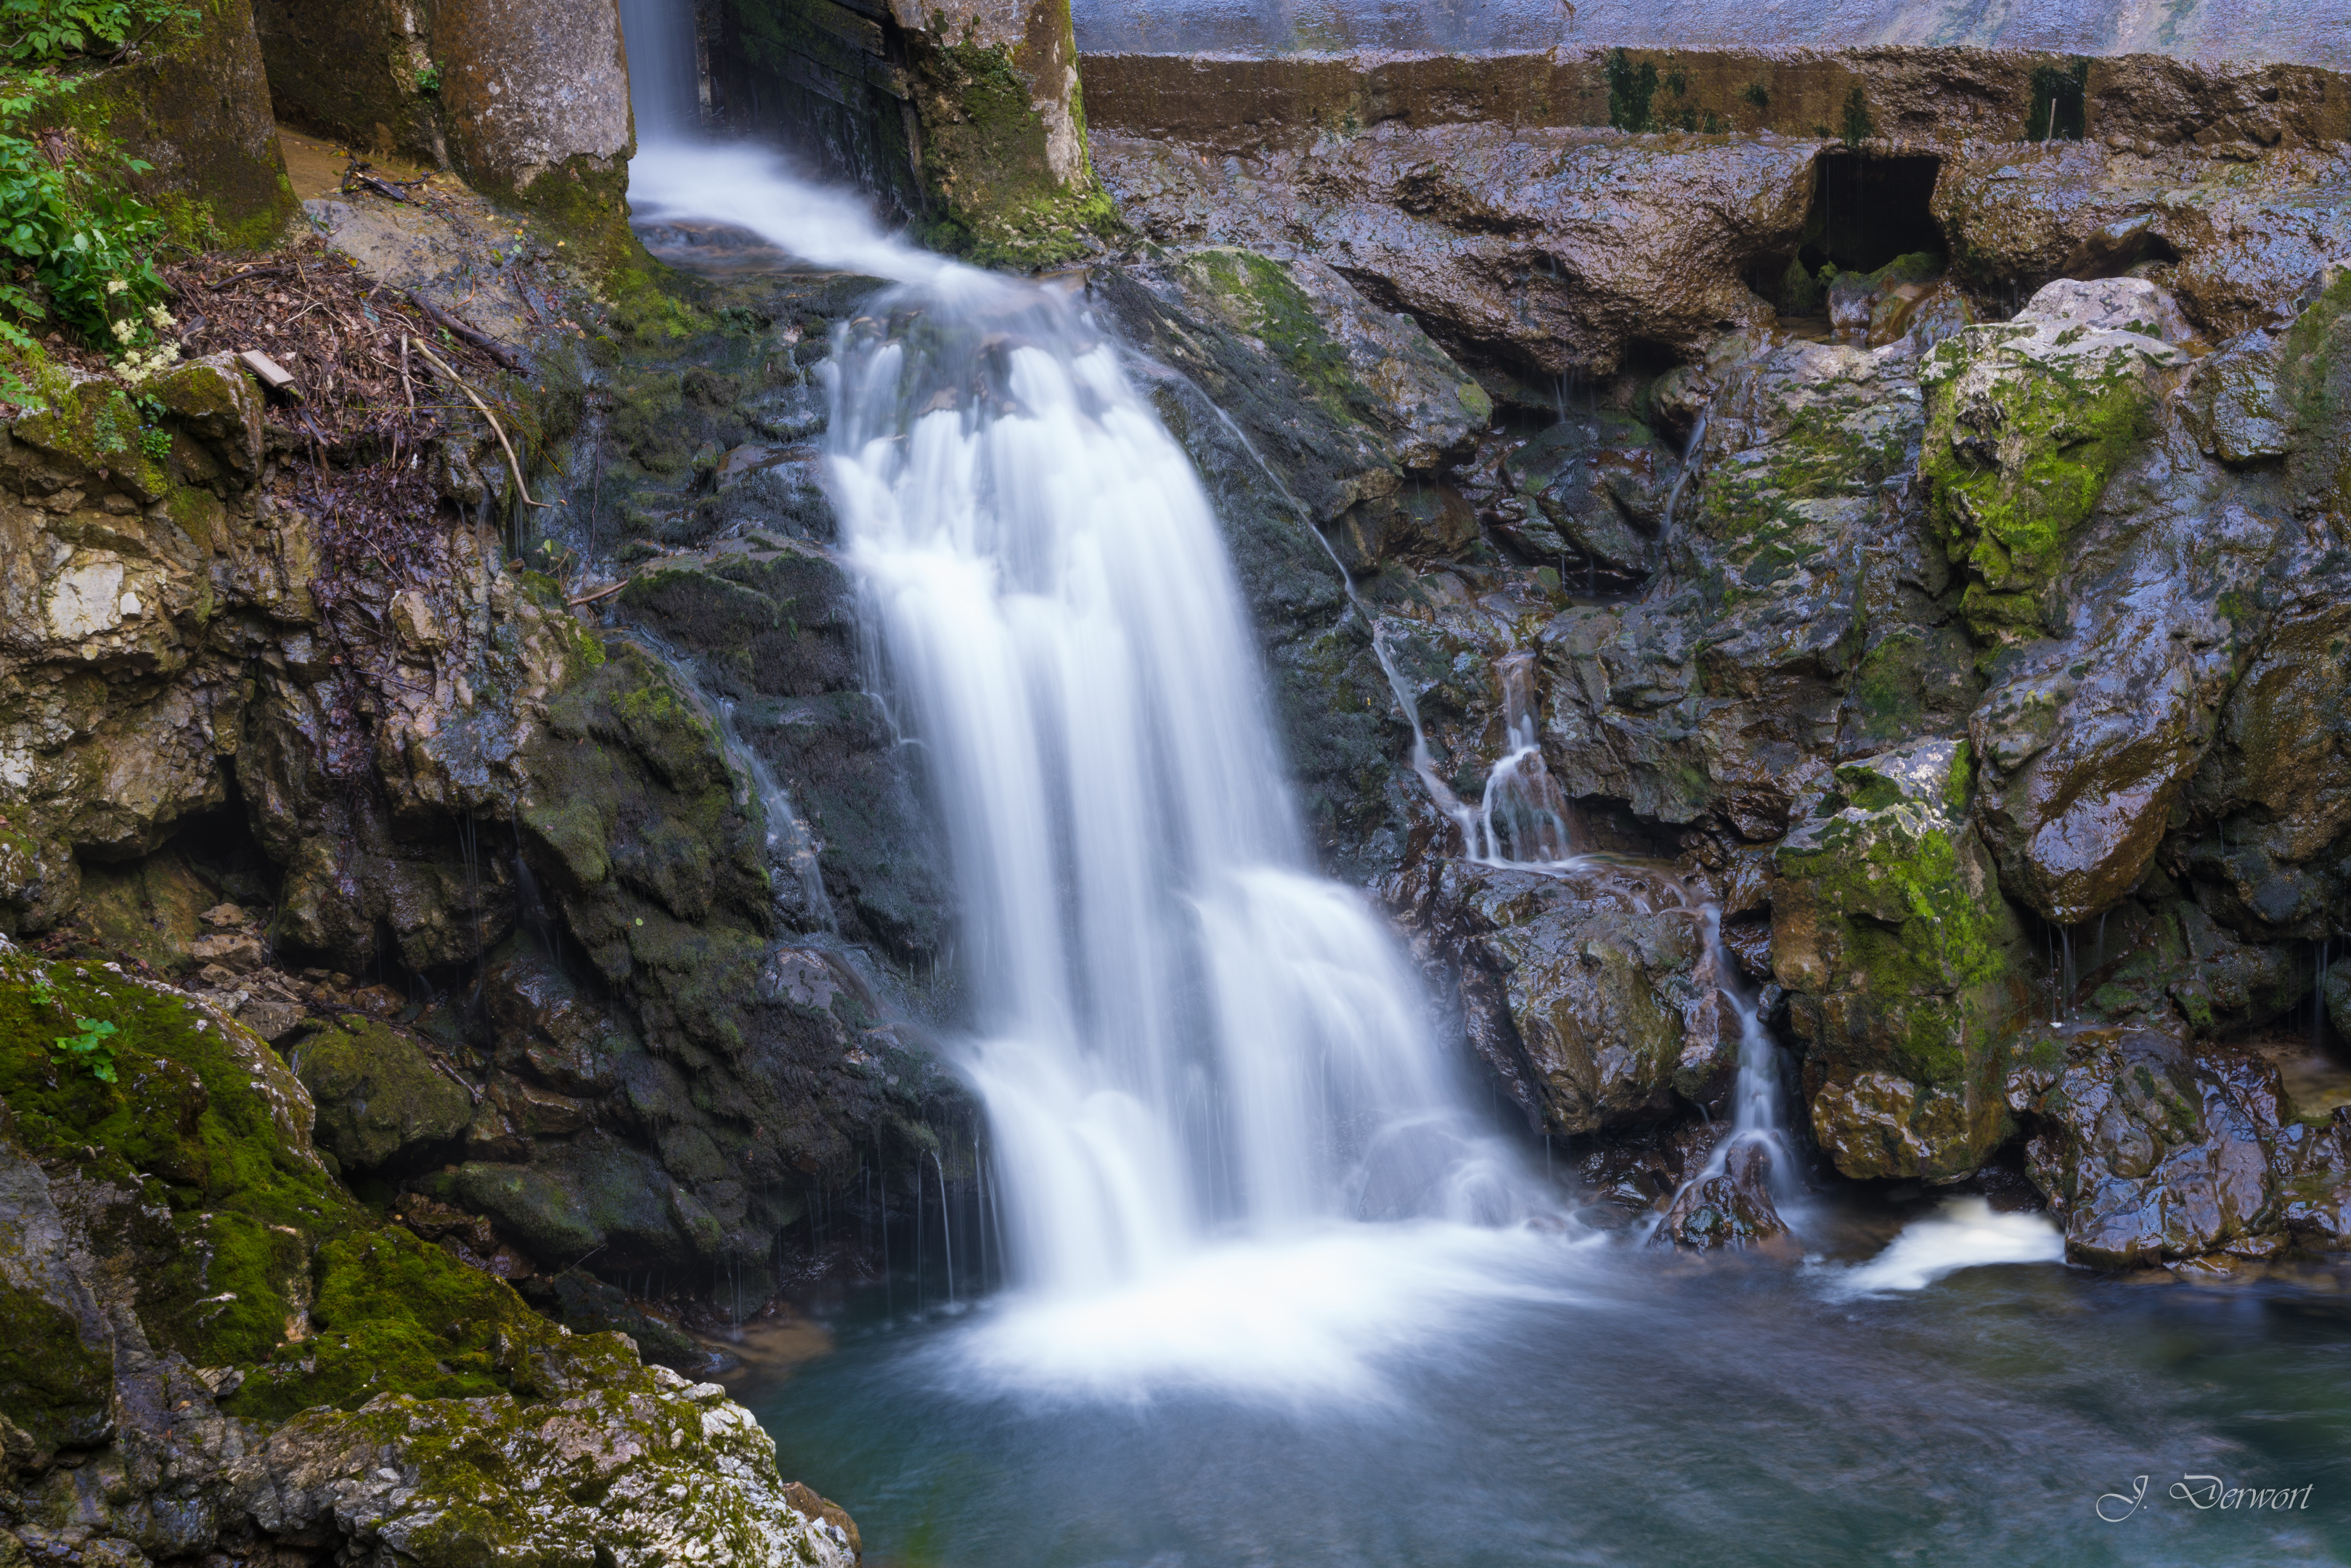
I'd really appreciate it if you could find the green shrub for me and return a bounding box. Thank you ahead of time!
[0,0,194,362]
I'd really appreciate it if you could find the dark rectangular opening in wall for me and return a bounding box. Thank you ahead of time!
[1806,152,1945,276]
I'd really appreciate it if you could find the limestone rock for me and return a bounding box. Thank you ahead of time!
[1096,124,1814,377]
[1388,859,1733,1137]
[234,1362,856,1568]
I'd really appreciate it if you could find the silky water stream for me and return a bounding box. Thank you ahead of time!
[620,141,2351,1565]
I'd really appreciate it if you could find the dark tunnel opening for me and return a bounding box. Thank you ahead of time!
[1804,151,1948,276]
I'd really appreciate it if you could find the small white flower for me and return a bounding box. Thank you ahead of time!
[105,279,129,295]
[146,305,176,329]
[111,318,135,342]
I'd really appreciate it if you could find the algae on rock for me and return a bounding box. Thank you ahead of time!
[1772,739,2034,1180]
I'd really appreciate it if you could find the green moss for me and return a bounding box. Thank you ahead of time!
[1920,329,2161,640]
[0,1275,113,1453]
[290,1016,473,1175]
[229,1228,552,1421]
[910,38,1120,270]
[1605,49,1660,132]
[0,950,350,1365]
[1,950,601,1424]
[1776,743,2025,1089]
[1180,249,1372,427]
[1840,85,1874,147]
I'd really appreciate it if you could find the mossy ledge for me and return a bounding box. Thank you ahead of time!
[0,941,857,1567]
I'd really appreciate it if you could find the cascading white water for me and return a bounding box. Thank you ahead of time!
[626,139,1531,1328]
[616,0,699,140]
[1466,651,1580,865]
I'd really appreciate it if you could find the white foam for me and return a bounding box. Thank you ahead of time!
[1823,1198,2065,1297]
[627,137,988,293]
[939,1223,1576,1407]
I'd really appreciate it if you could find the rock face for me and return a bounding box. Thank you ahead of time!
[254,0,635,235]
[1096,124,1813,379]
[708,0,1115,266]
[1072,53,2351,1270]
[0,945,856,1568]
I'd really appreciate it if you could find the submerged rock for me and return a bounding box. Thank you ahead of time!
[1651,1142,1788,1250]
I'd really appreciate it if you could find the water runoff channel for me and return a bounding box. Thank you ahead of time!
[601,9,2351,1559]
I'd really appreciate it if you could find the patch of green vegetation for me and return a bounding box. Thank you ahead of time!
[1605,49,1659,133]
[1841,85,1874,148]
[48,1010,115,1080]
[2025,58,2090,142]
[229,1228,555,1421]
[1740,82,1770,110]
[0,0,196,357]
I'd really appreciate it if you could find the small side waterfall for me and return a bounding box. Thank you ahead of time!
[1465,651,1579,865]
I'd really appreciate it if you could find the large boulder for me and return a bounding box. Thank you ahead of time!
[58,0,298,248]
[290,1016,476,1175]
[1772,739,2036,1181]
[1920,277,2190,644]
[2008,1026,2290,1267]
[1388,859,1734,1137]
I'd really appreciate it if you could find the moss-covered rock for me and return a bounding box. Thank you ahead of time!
[1772,738,2034,1180]
[54,0,298,249]
[1920,277,2189,642]
[288,1016,474,1176]
[237,1358,857,1568]
[0,936,863,1559]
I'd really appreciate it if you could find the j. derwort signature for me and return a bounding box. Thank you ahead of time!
[2098,1475,2316,1522]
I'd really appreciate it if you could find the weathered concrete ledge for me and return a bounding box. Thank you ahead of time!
[1076,45,2350,154]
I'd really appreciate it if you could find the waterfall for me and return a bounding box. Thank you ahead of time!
[624,141,1529,1318]
[617,0,699,141]
[828,275,1498,1292]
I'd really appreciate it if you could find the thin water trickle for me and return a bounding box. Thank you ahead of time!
[1464,650,1581,866]
[933,1148,956,1308]
[1658,402,1712,543]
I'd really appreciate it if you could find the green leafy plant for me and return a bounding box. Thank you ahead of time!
[0,0,192,362]
[51,1013,117,1082]
[415,59,440,94]
[0,0,188,63]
